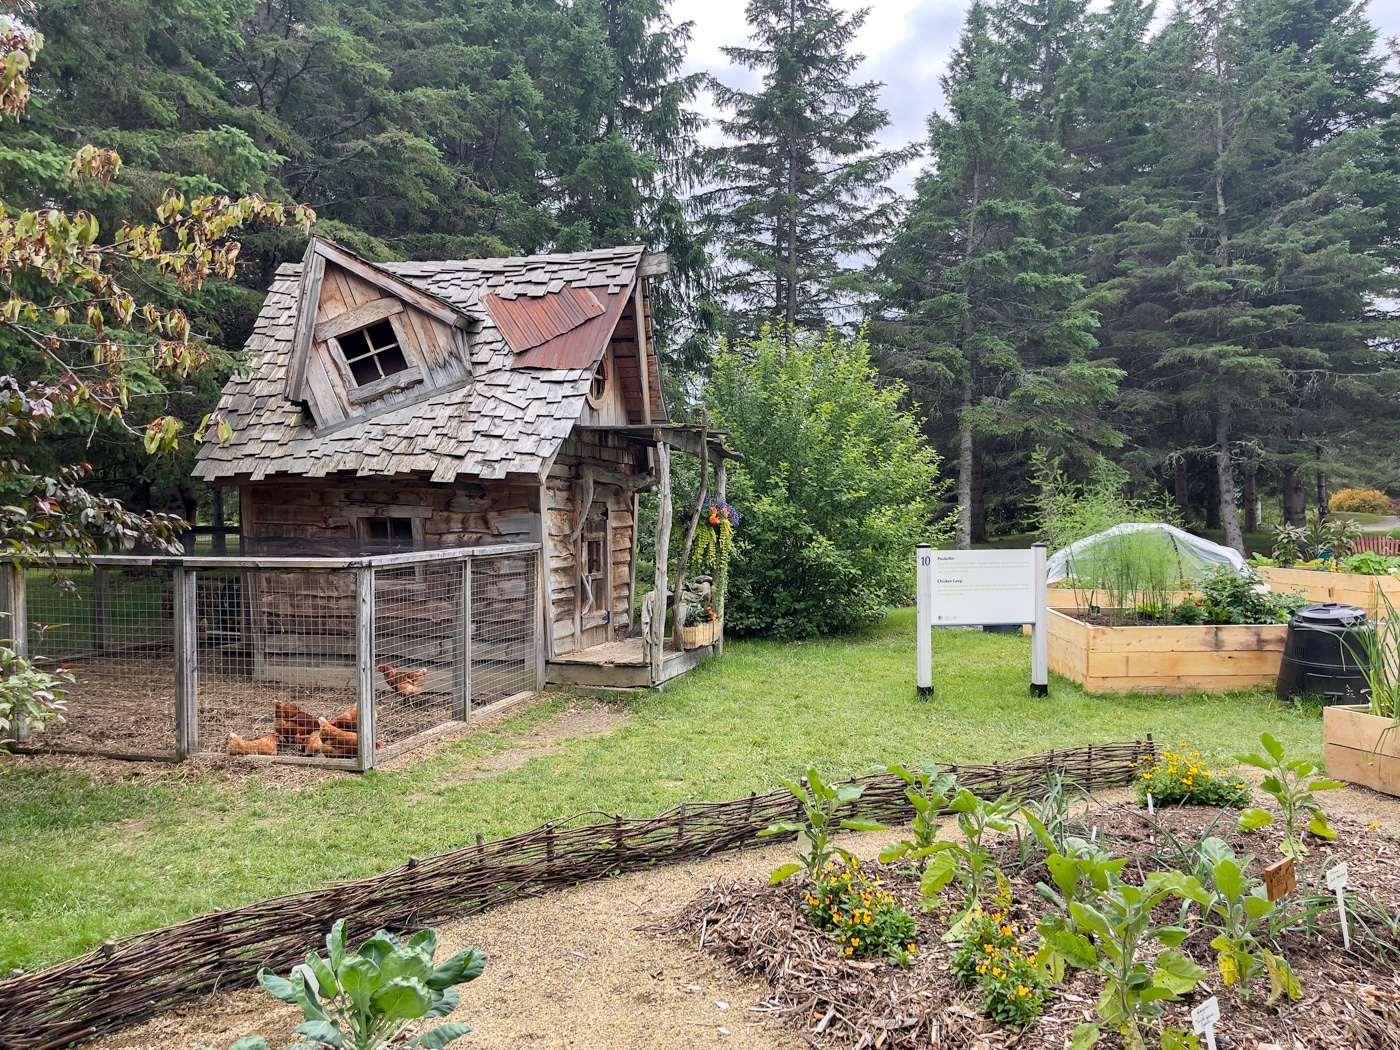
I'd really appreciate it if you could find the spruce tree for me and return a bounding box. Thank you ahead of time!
[702,0,914,331]
[876,4,1117,548]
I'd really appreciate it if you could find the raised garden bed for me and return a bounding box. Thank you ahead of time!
[1259,565,1400,609]
[1047,608,1287,694]
[1324,703,1400,796]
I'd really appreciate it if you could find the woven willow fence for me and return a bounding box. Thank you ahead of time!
[0,739,1153,1050]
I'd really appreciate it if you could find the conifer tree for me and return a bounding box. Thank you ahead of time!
[876,4,1117,548]
[702,0,914,331]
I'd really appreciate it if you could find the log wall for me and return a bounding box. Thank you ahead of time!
[546,433,648,655]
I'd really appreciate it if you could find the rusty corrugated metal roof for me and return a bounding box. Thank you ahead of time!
[502,287,632,370]
[481,285,604,354]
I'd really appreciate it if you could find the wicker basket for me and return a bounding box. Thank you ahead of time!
[680,617,721,649]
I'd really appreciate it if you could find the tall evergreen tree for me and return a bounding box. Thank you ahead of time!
[702,0,914,331]
[876,4,1119,548]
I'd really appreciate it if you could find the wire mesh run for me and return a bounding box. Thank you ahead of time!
[21,567,177,758]
[5,544,541,768]
[471,551,539,707]
[198,568,360,761]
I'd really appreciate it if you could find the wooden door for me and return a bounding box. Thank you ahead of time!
[577,500,611,648]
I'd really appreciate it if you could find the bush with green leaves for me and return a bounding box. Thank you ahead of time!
[247,920,486,1050]
[0,638,73,747]
[1197,566,1307,625]
[704,325,945,638]
[1236,732,1342,860]
[762,767,886,885]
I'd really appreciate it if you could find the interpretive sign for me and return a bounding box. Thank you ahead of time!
[929,550,1036,626]
[915,543,1047,700]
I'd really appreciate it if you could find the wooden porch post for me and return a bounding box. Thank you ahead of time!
[715,460,727,656]
[650,442,671,684]
[671,414,709,651]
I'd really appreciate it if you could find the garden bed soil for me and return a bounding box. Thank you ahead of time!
[69,785,1400,1050]
[663,800,1400,1050]
[13,654,513,761]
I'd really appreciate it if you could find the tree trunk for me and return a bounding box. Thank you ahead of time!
[957,384,973,550]
[211,485,226,555]
[970,445,986,544]
[1315,457,1329,520]
[1243,460,1258,533]
[1216,398,1245,553]
[1282,466,1307,526]
[1171,410,1191,523]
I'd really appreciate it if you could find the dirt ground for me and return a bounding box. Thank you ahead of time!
[1,694,610,790]
[77,778,1400,1050]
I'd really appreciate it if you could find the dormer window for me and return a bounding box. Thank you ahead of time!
[324,310,424,404]
[340,320,408,386]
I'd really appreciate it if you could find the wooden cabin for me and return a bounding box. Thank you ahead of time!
[194,237,735,689]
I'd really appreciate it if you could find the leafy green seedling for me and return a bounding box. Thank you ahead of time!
[1236,732,1343,858]
[1197,837,1300,1004]
[253,919,485,1050]
[1039,870,1212,1050]
[878,761,956,871]
[761,767,886,885]
[919,788,1019,924]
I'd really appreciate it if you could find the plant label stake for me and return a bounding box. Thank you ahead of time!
[1192,996,1220,1050]
[1263,858,1296,901]
[1146,791,1154,816]
[1326,861,1350,949]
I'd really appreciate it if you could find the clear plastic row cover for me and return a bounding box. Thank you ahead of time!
[1045,522,1246,586]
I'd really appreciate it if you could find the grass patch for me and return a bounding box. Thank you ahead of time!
[0,608,1323,971]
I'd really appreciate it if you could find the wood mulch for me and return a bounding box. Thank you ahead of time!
[661,799,1400,1049]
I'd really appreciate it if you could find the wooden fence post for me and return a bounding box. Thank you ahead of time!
[173,568,199,760]
[532,549,545,691]
[453,556,472,722]
[650,443,672,685]
[1,564,28,743]
[356,567,377,771]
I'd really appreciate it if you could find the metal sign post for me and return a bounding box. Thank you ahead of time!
[915,541,1048,698]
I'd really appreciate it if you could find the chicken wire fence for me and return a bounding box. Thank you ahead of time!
[2,545,541,769]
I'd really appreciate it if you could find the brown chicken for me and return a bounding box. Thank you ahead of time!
[318,720,359,757]
[303,729,326,756]
[228,731,278,756]
[329,704,358,732]
[377,663,427,697]
[274,700,320,741]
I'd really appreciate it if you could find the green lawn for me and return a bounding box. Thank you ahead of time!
[0,608,1324,972]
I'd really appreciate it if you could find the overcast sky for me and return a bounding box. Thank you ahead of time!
[672,0,1400,193]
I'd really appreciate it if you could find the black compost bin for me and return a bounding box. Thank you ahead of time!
[1275,602,1374,704]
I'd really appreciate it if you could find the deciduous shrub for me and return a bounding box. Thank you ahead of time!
[1329,488,1391,515]
[705,325,945,638]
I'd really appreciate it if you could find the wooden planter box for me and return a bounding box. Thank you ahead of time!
[680,617,721,649]
[1047,609,1287,695]
[1259,565,1400,609]
[1323,704,1400,796]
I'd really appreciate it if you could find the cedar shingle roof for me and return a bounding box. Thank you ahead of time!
[193,245,656,483]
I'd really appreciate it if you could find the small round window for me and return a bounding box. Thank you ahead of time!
[589,354,609,404]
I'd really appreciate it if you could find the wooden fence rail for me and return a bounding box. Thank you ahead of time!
[0,739,1153,1050]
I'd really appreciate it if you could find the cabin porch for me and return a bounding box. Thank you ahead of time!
[546,636,716,690]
